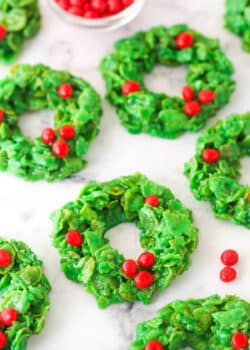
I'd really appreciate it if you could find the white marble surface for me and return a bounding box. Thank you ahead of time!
[1,0,250,349]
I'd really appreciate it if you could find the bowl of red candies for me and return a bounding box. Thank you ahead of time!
[49,0,145,30]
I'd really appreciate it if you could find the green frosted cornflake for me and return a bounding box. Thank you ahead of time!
[0,64,102,181]
[129,295,250,350]
[51,173,198,308]
[100,25,235,139]
[185,112,250,229]
[0,237,50,350]
[0,0,41,63]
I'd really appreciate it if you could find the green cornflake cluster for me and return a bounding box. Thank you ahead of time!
[225,0,250,52]
[184,113,250,229]
[100,24,235,139]
[0,237,51,349]
[0,0,41,63]
[51,173,198,308]
[129,295,250,350]
[0,64,102,181]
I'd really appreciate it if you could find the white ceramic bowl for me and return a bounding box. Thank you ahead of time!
[48,0,145,31]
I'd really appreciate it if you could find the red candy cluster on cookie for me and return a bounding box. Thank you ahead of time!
[121,194,159,290]
[0,308,19,349]
[182,85,215,117]
[41,83,76,158]
[54,0,134,18]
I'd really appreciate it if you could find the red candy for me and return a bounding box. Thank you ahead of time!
[0,250,12,268]
[122,259,137,277]
[145,340,164,350]
[59,125,76,140]
[220,266,237,283]
[184,101,201,116]
[52,139,69,158]
[122,80,141,95]
[182,86,194,102]
[231,333,249,350]
[202,148,220,163]
[65,230,83,246]
[175,32,194,49]
[138,252,155,268]
[221,249,239,266]
[198,89,215,104]
[134,270,154,290]
[58,83,74,99]
[0,110,4,123]
[41,128,55,145]
[0,25,7,41]
[54,0,134,18]
[0,332,7,349]
[1,308,18,326]
[144,195,159,208]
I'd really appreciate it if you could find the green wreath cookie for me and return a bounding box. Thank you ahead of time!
[0,64,102,182]
[129,295,250,350]
[100,24,235,139]
[225,0,250,52]
[51,173,198,308]
[0,1,41,63]
[0,237,51,350]
[185,112,250,229]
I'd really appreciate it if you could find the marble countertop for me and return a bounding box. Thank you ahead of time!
[1,0,250,349]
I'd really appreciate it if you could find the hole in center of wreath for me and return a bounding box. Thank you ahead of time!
[144,64,188,97]
[19,110,54,140]
[106,223,144,260]
[239,156,250,186]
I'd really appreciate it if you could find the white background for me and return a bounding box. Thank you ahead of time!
[1,0,250,349]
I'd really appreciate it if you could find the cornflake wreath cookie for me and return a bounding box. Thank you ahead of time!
[185,112,250,229]
[0,64,102,181]
[129,295,250,350]
[225,0,250,52]
[100,24,235,139]
[0,0,41,63]
[0,237,51,350]
[51,173,198,308]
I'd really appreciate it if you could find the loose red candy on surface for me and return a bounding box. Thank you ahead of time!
[0,110,4,122]
[0,250,11,268]
[231,333,249,350]
[220,266,237,282]
[58,83,74,99]
[1,308,18,327]
[0,25,7,41]
[65,230,83,246]
[134,270,154,289]
[122,80,141,95]
[52,139,69,158]
[138,252,155,268]
[41,128,55,145]
[221,249,239,266]
[198,89,215,104]
[175,32,193,49]
[145,340,164,350]
[122,259,137,277]
[0,332,7,349]
[184,101,201,116]
[202,148,220,163]
[144,195,159,207]
[59,125,76,139]
[182,86,194,102]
